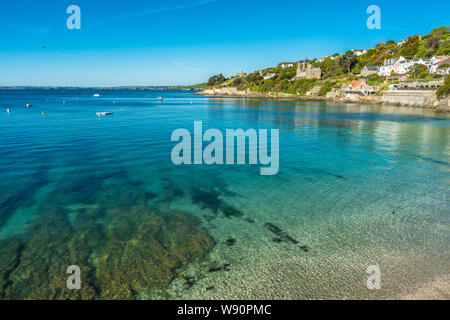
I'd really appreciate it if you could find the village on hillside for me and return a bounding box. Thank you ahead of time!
[202,26,450,110]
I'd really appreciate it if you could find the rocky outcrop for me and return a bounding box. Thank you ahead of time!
[199,87,295,98]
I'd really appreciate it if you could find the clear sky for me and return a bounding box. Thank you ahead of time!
[0,0,448,86]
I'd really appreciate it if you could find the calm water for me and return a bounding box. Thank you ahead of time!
[0,89,449,300]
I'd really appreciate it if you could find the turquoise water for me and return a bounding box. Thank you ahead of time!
[0,89,449,299]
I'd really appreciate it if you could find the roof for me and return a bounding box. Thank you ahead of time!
[365,66,379,71]
[436,58,450,66]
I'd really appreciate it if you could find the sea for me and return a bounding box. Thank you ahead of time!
[0,89,448,299]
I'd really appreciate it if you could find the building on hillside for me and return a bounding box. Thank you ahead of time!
[293,63,321,80]
[431,58,450,75]
[360,66,379,77]
[352,49,367,56]
[378,55,448,76]
[344,80,377,97]
[236,70,247,78]
[263,73,276,80]
[279,62,295,69]
[378,57,407,76]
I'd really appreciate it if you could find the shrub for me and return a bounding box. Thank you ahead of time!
[318,81,336,96]
[436,74,450,99]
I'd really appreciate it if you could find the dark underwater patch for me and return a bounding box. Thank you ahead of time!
[0,163,50,229]
[191,188,243,218]
[0,168,214,300]
[265,223,310,252]
[224,238,236,247]
[208,263,231,273]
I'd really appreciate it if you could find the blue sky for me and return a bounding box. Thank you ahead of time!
[0,0,448,86]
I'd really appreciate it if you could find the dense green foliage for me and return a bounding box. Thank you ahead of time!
[436,74,450,99]
[318,81,336,96]
[207,74,227,87]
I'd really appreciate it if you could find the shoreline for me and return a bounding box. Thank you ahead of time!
[196,88,450,113]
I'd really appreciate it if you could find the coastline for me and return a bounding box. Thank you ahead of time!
[196,87,450,113]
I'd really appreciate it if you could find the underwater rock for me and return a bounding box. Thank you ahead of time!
[93,208,214,299]
[182,276,196,288]
[264,223,299,245]
[299,246,310,253]
[224,238,236,247]
[265,223,309,252]
[0,169,214,300]
[208,263,231,273]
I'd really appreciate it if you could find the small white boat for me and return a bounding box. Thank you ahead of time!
[26,103,32,107]
[93,93,100,97]
[6,108,10,113]
[96,112,113,116]
[158,97,164,102]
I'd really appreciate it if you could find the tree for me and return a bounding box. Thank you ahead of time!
[340,51,358,74]
[246,72,263,83]
[408,64,428,78]
[436,74,450,99]
[398,36,420,59]
[424,36,440,50]
[207,74,227,87]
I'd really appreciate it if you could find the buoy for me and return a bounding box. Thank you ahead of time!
[42,112,45,115]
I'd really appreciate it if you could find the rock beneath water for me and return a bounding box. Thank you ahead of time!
[0,173,215,300]
[224,238,236,247]
[265,222,310,252]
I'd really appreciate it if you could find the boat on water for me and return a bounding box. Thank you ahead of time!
[158,97,164,102]
[93,93,100,97]
[26,103,32,107]
[96,112,113,116]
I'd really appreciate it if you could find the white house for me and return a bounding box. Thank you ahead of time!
[430,56,450,74]
[352,49,367,56]
[263,73,276,80]
[279,62,295,69]
[378,56,437,76]
[378,57,407,76]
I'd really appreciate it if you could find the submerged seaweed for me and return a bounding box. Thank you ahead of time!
[0,169,214,300]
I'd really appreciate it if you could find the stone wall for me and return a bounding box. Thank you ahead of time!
[381,90,437,107]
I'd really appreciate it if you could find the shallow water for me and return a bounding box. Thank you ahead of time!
[0,89,449,299]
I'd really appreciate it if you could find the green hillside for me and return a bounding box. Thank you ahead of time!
[205,26,450,97]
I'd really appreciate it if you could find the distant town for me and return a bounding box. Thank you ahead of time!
[201,26,450,112]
